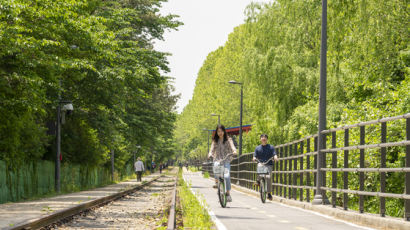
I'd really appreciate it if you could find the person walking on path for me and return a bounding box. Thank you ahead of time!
[253,134,278,200]
[134,157,145,182]
[207,125,237,202]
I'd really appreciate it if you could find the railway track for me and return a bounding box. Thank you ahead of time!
[8,170,178,230]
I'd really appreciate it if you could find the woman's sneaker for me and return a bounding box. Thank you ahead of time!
[226,194,232,202]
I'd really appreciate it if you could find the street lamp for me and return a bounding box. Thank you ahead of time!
[56,44,78,193]
[55,99,73,193]
[211,113,220,126]
[312,0,329,205]
[228,80,243,156]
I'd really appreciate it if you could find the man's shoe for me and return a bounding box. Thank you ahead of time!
[226,195,232,202]
[267,193,273,200]
[213,185,217,189]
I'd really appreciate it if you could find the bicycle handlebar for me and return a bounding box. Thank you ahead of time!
[255,156,275,165]
[214,153,234,163]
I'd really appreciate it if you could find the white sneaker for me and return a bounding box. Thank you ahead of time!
[226,195,232,202]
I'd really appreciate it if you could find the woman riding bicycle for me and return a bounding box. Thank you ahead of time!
[253,134,278,200]
[208,125,237,202]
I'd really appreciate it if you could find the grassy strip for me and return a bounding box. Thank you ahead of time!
[187,166,199,172]
[178,169,214,229]
[203,171,210,179]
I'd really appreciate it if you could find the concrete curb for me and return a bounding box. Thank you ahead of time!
[228,182,410,230]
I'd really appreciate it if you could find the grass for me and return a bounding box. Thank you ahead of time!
[203,171,210,179]
[188,166,202,172]
[156,215,168,230]
[178,169,214,229]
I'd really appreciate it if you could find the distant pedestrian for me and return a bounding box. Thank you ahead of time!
[151,161,156,173]
[159,163,163,174]
[134,157,144,182]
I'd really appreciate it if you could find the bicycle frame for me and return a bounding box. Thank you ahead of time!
[212,154,233,208]
[256,157,274,203]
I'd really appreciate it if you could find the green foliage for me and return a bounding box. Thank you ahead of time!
[203,171,210,179]
[175,0,409,218]
[174,0,409,166]
[0,0,181,175]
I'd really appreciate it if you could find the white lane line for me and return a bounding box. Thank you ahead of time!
[279,220,291,223]
[267,214,276,218]
[258,210,266,214]
[230,188,374,230]
[183,174,227,230]
[295,227,309,230]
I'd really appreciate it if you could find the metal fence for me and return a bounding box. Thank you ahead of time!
[202,113,410,220]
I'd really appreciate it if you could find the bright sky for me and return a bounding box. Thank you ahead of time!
[155,0,271,113]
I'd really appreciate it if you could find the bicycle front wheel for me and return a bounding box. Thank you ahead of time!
[218,179,227,208]
[260,177,266,203]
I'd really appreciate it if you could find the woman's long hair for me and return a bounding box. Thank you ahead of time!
[213,125,228,143]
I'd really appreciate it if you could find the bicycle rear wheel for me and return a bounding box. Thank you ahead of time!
[218,178,227,208]
[260,177,266,203]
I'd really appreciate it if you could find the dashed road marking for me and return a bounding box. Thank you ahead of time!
[295,227,309,230]
[267,214,276,218]
[258,210,266,214]
[279,220,290,223]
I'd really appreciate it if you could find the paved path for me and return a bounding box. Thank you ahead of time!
[183,171,373,230]
[0,171,165,229]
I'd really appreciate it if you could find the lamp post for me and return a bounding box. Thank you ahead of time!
[228,80,243,156]
[55,98,73,193]
[211,113,220,126]
[56,44,77,193]
[312,0,329,205]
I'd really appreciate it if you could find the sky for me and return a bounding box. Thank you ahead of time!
[154,0,271,113]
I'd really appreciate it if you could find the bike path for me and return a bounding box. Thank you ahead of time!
[0,170,168,229]
[183,171,373,230]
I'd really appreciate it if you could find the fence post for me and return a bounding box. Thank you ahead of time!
[284,146,288,198]
[343,129,349,210]
[280,146,283,197]
[314,137,318,196]
[359,126,365,213]
[406,118,410,221]
[293,143,298,200]
[307,139,311,202]
[380,122,386,217]
[299,141,304,202]
[331,131,337,208]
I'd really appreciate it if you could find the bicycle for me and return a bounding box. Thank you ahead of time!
[255,157,274,203]
[212,154,233,208]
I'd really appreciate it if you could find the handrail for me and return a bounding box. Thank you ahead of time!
[200,113,410,221]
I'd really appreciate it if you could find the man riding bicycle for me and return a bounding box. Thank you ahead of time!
[253,134,278,200]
